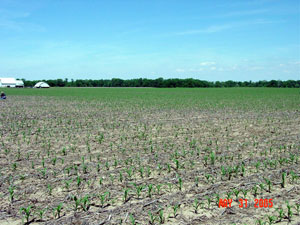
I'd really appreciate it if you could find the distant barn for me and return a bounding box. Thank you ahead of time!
[34,82,50,88]
[0,78,24,88]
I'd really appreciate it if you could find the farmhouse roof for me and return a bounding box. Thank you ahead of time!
[0,78,17,84]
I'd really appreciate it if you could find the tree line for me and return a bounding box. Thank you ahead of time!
[21,78,300,88]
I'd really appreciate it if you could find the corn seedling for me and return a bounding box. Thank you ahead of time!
[53,203,63,218]
[267,215,276,224]
[47,184,53,195]
[148,211,156,225]
[286,201,293,222]
[193,198,201,213]
[252,185,258,197]
[195,177,199,187]
[276,208,284,221]
[139,167,144,178]
[135,185,144,199]
[210,152,215,165]
[233,189,240,200]
[156,184,162,195]
[123,188,130,203]
[36,208,47,221]
[178,177,183,191]
[8,185,15,202]
[259,183,265,193]
[264,178,272,193]
[205,174,212,183]
[281,172,286,188]
[215,193,220,206]
[129,214,136,225]
[81,195,90,211]
[158,209,165,224]
[206,196,212,208]
[147,184,153,198]
[226,191,233,199]
[20,206,32,223]
[76,176,82,188]
[172,204,180,218]
[290,171,299,183]
[241,189,248,198]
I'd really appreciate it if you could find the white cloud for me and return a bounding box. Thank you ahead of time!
[174,19,284,36]
[176,24,233,35]
[175,68,185,72]
[218,9,270,18]
[0,8,44,32]
[200,61,216,66]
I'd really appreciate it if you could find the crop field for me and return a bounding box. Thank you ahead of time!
[0,87,300,225]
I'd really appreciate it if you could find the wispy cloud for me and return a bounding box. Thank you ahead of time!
[200,61,216,66]
[176,24,233,35]
[175,19,284,36]
[218,8,270,17]
[0,8,45,32]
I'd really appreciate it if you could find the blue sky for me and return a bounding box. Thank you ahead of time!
[0,0,299,81]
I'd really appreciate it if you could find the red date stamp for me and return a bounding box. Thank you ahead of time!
[219,199,273,208]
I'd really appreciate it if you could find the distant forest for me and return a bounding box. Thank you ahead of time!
[21,78,300,88]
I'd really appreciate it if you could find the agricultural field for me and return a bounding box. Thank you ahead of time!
[0,87,299,225]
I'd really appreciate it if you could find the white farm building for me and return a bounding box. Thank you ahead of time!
[0,78,24,88]
[34,82,50,88]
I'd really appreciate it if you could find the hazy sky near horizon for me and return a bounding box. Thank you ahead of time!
[0,0,299,81]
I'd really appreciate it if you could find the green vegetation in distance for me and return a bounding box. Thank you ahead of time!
[1,87,299,111]
[17,78,300,88]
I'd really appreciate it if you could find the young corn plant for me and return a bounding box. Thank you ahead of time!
[81,195,90,211]
[147,184,153,198]
[203,155,208,166]
[135,185,144,199]
[276,208,284,222]
[123,188,130,203]
[294,203,300,215]
[194,177,199,187]
[47,184,53,195]
[206,196,212,209]
[286,201,293,222]
[129,214,136,225]
[36,208,47,221]
[267,215,276,225]
[20,206,32,223]
[8,185,15,202]
[64,179,72,191]
[259,183,265,193]
[252,185,258,198]
[226,191,233,199]
[210,152,216,165]
[158,209,165,224]
[241,163,245,177]
[215,193,220,207]
[205,174,212,183]
[156,184,162,195]
[99,192,108,208]
[172,204,180,218]
[281,172,286,188]
[233,189,240,201]
[73,195,81,211]
[193,198,201,214]
[76,176,82,189]
[290,171,299,183]
[241,189,248,199]
[53,203,63,219]
[264,178,272,193]
[148,211,156,225]
[139,166,144,178]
